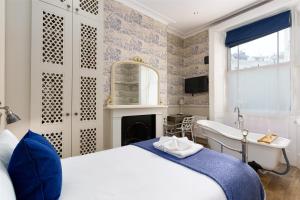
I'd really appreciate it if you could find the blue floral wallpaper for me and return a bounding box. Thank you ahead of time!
[103,0,168,105]
[103,0,209,107]
[183,31,209,105]
[167,33,184,105]
[167,31,209,105]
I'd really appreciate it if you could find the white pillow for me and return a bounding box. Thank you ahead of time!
[0,161,16,200]
[0,129,19,168]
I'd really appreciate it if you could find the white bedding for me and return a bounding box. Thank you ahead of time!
[61,145,226,200]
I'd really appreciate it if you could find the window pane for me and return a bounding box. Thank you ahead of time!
[227,65,290,112]
[230,46,238,70]
[238,32,277,70]
[279,28,290,63]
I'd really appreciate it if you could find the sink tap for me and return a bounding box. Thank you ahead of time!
[234,106,244,129]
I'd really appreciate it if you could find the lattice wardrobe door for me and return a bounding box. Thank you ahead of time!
[71,13,103,156]
[73,0,103,21]
[31,0,73,158]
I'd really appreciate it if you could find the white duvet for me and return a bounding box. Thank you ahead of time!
[61,145,226,200]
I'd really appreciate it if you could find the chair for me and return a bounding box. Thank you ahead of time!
[163,118,179,137]
[177,117,195,141]
[163,116,195,141]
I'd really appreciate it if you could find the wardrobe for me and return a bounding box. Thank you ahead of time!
[30,0,103,158]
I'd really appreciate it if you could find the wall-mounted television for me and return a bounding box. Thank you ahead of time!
[185,76,209,95]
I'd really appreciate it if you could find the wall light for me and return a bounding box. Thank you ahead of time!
[0,102,21,124]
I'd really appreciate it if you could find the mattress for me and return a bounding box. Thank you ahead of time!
[61,145,226,200]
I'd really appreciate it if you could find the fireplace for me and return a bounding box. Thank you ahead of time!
[121,115,156,146]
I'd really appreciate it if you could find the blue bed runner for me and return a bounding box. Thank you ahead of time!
[133,138,264,200]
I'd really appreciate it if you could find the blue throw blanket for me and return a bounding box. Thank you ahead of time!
[133,138,264,200]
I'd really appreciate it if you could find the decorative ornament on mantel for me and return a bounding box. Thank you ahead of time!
[131,56,144,63]
[105,96,112,106]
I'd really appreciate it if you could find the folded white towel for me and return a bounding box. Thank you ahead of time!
[153,136,203,158]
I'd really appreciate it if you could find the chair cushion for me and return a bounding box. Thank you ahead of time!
[0,129,19,168]
[8,130,62,200]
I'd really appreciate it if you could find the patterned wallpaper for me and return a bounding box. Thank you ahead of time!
[182,30,209,105]
[167,33,184,105]
[103,0,168,105]
[167,31,209,106]
[103,0,209,106]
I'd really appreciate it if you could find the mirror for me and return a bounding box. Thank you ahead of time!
[111,59,159,105]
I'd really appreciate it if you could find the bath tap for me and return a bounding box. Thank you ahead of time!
[234,106,244,129]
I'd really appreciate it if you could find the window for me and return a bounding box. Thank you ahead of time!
[229,28,290,71]
[227,28,291,113]
[225,11,292,113]
[227,65,291,113]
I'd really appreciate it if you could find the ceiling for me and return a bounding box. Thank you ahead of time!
[117,0,266,38]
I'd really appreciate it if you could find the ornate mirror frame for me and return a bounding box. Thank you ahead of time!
[109,57,160,106]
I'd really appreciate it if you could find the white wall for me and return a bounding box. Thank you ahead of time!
[0,0,5,131]
[294,4,300,167]
[209,30,227,121]
[5,0,31,138]
[209,0,300,167]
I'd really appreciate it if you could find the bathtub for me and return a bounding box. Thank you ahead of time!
[197,120,290,170]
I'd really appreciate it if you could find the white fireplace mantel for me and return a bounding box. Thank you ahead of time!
[106,105,168,109]
[104,105,168,148]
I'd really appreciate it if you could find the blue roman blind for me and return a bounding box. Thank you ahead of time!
[225,10,291,48]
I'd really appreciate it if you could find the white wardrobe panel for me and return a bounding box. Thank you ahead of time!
[31,0,73,158]
[71,13,103,156]
[73,0,103,21]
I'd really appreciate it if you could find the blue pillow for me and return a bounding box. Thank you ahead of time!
[8,130,62,200]
[23,130,54,150]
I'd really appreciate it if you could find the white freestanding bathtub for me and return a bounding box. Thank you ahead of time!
[197,120,290,170]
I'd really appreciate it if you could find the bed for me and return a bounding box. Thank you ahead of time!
[61,145,227,200]
[60,138,264,200]
[2,129,264,200]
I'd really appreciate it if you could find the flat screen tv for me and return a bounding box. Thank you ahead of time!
[185,76,209,95]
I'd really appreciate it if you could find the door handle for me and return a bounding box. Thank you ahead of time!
[65,113,70,117]
[74,112,78,116]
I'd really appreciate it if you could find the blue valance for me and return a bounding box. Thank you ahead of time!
[225,10,291,48]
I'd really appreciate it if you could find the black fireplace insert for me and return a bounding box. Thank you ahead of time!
[121,115,156,146]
